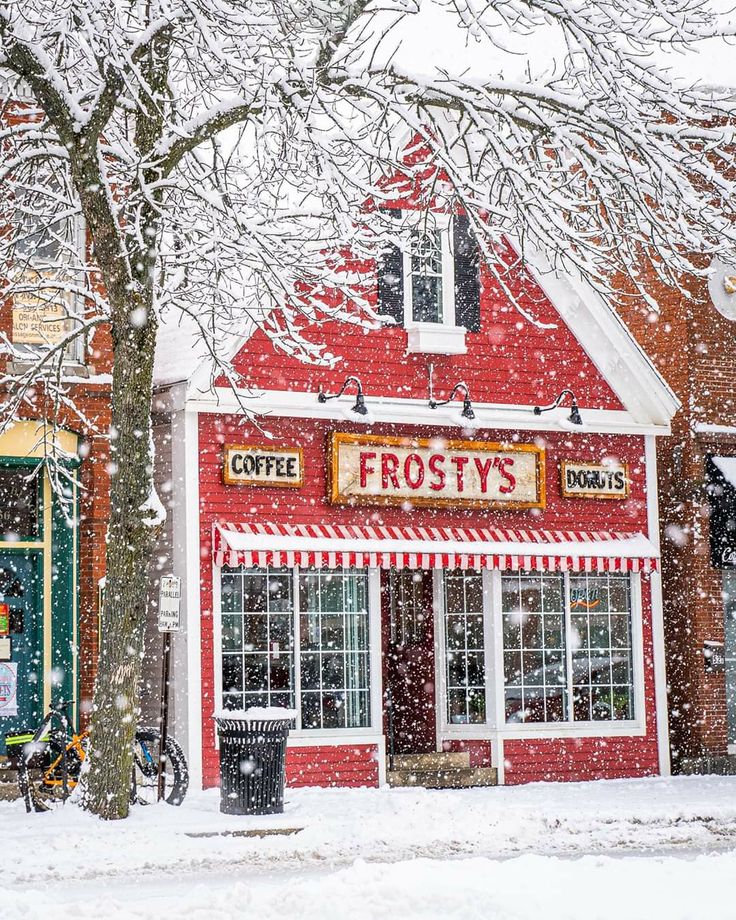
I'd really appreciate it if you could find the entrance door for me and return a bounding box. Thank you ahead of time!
[0,554,42,752]
[382,569,436,753]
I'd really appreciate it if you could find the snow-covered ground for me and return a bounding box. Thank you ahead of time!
[5,776,736,919]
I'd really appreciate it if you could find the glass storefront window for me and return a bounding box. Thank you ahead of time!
[221,567,294,712]
[502,572,567,723]
[569,573,634,722]
[0,468,39,540]
[501,571,634,724]
[220,566,370,730]
[724,571,736,745]
[299,570,370,730]
[444,570,485,724]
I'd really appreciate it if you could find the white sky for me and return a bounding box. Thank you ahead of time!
[369,0,736,91]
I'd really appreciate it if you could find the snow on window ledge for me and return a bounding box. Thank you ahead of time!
[6,360,90,378]
[406,322,467,355]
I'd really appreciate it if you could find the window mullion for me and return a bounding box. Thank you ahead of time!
[563,571,574,723]
[403,246,413,323]
[293,567,302,731]
[443,223,455,327]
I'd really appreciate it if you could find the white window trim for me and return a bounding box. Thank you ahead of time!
[437,569,648,742]
[213,564,383,744]
[214,562,649,758]
[402,213,456,328]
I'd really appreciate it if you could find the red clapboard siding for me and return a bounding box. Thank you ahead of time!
[503,736,659,784]
[220,237,624,413]
[445,739,493,768]
[197,412,655,787]
[287,745,379,788]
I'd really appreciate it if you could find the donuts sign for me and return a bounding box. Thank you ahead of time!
[329,433,545,509]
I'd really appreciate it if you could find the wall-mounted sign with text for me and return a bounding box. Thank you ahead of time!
[561,461,629,500]
[223,445,304,488]
[329,433,545,510]
[11,269,72,346]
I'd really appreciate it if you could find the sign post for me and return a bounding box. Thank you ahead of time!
[157,576,181,802]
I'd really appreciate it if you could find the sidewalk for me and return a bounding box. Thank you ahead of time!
[3,775,736,886]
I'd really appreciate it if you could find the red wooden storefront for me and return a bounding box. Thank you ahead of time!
[154,219,678,790]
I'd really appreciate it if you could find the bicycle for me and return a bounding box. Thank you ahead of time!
[5,699,189,813]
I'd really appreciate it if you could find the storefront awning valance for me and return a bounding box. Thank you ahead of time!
[213,522,659,574]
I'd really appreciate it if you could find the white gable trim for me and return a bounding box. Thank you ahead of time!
[516,240,679,427]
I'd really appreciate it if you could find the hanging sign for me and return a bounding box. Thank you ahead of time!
[560,461,629,500]
[223,445,304,488]
[157,575,181,632]
[0,662,18,716]
[704,640,726,673]
[329,433,545,509]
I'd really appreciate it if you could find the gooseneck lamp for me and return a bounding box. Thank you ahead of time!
[533,388,583,426]
[429,382,475,420]
[317,376,368,416]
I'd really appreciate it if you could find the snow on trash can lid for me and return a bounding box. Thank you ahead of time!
[213,706,297,723]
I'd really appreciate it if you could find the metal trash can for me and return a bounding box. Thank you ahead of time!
[214,713,294,815]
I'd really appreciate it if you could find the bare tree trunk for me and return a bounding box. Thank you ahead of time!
[83,300,159,820]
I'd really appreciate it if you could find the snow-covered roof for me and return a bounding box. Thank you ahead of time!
[154,311,212,387]
[713,456,736,488]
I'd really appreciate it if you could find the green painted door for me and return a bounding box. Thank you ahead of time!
[0,554,42,753]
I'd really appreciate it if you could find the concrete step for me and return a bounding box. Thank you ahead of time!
[387,766,498,789]
[392,752,470,771]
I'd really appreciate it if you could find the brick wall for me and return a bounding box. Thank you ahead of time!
[619,275,736,763]
[0,290,113,724]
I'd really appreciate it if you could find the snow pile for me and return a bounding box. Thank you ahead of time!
[3,776,736,919]
[213,706,298,722]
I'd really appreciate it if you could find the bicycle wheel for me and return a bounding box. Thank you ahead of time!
[21,734,82,812]
[131,727,188,806]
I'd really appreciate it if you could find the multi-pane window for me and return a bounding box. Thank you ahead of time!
[444,571,485,724]
[569,574,634,721]
[409,229,445,323]
[220,566,370,730]
[502,573,567,723]
[723,571,736,746]
[11,176,86,363]
[221,567,294,712]
[299,570,370,729]
[501,571,635,724]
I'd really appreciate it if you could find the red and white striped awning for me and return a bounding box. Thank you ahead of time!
[213,522,659,573]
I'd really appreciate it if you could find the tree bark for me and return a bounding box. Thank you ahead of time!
[82,295,159,820]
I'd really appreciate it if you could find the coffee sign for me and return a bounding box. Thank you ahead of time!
[561,461,629,500]
[224,445,303,488]
[329,433,544,509]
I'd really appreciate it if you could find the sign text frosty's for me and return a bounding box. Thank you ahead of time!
[329,433,544,509]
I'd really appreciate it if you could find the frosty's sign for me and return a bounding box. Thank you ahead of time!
[329,433,544,509]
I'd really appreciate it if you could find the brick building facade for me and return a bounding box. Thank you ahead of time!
[0,296,112,747]
[620,272,736,769]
